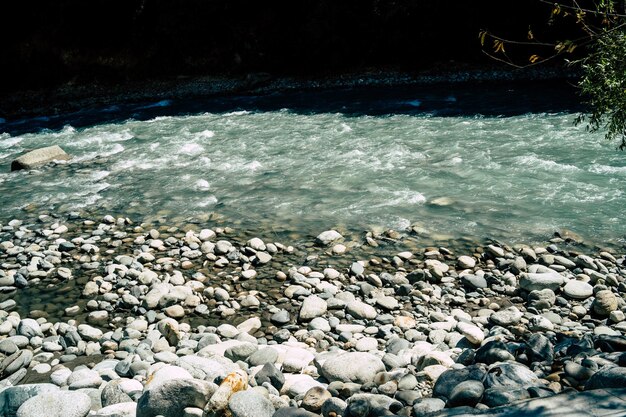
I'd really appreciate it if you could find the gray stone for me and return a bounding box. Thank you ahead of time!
[1,349,33,376]
[101,381,133,407]
[457,256,476,269]
[490,306,523,326]
[520,272,564,292]
[350,262,364,276]
[225,342,258,362]
[433,367,486,400]
[563,280,594,299]
[248,348,279,367]
[565,362,596,381]
[461,274,488,289]
[137,378,216,417]
[447,380,485,408]
[456,322,484,345]
[321,397,347,417]
[16,391,91,417]
[11,146,71,171]
[525,333,554,363]
[271,310,290,325]
[0,339,19,355]
[321,352,385,384]
[413,398,445,415]
[299,296,327,321]
[93,402,137,417]
[228,390,275,417]
[68,368,103,389]
[527,289,556,310]
[274,408,320,417]
[482,387,530,407]
[346,394,401,417]
[18,319,43,338]
[585,367,626,390]
[483,362,539,390]
[316,231,343,246]
[302,386,332,412]
[255,362,285,390]
[0,383,59,416]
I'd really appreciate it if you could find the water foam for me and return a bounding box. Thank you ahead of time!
[180,143,204,155]
[588,163,626,175]
[195,179,210,190]
[514,154,581,173]
[196,130,215,138]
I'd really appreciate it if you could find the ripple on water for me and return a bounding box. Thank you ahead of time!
[0,109,625,247]
[512,154,582,173]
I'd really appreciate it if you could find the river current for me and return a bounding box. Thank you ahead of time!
[1,83,625,248]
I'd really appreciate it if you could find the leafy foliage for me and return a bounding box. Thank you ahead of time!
[576,25,626,150]
[480,1,626,150]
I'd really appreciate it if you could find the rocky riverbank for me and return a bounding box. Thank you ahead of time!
[0,213,625,417]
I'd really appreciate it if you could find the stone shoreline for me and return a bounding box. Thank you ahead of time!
[0,213,625,417]
[0,66,579,122]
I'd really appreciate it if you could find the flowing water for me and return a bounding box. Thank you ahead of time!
[1,82,625,248]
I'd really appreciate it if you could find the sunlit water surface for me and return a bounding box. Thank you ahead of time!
[1,85,625,248]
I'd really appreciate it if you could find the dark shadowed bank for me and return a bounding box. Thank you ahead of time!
[0,0,583,120]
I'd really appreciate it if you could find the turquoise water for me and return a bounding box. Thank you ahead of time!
[1,87,625,247]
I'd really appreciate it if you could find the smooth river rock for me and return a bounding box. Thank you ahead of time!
[16,391,91,417]
[321,352,385,384]
[11,146,71,171]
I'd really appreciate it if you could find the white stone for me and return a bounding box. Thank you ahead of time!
[316,230,343,245]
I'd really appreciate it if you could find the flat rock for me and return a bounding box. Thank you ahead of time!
[563,280,594,299]
[520,272,564,292]
[11,146,71,171]
[490,307,523,326]
[316,230,343,246]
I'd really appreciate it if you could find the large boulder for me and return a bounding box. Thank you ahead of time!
[16,391,91,417]
[0,384,59,416]
[228,390,275,417]
[136,378,216,417]
[11,146,71,171]
[585,367,626,390]
[320,352,385,384]
[483,362,540,390]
